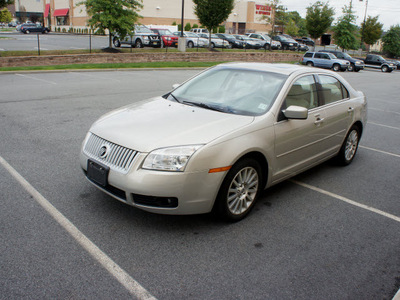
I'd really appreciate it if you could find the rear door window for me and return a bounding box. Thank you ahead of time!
[318,75,349,105]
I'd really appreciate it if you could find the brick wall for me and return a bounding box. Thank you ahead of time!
[0,52,303,68]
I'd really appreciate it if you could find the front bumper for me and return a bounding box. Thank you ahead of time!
[80,152,225,215]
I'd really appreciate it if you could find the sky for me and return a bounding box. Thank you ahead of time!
[279,0,400,30]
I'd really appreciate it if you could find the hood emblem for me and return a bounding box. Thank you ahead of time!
[99,144,109,159]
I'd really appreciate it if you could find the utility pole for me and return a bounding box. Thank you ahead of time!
[360,0,369,49]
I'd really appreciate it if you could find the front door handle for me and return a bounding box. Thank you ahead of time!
[314,117,324,125]
[348,107,355,113]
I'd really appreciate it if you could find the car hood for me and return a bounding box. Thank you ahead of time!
[90,97,255,152]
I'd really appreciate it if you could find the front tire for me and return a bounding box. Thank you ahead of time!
[332,63,340,72]
[381,65,388,72]
[113,38,121,48]
[348,64,355,72]
[336,125,360,166]
[187,41,194,48]
[134,39,143,48]
[215,158,263,221]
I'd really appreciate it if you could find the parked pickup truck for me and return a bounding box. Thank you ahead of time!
[358,54,396,72]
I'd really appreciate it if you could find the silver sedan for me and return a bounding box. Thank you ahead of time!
[80,63,367,221]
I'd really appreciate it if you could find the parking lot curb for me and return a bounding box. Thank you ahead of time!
[0,67,208,75]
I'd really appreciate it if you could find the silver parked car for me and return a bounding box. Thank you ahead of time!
[80,63,367,221]
[172,31,209,48]
[197,33,231,48]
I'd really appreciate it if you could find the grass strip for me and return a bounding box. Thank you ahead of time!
[0,61,226,72]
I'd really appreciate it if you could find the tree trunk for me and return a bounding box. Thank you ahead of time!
[109,31,112,48]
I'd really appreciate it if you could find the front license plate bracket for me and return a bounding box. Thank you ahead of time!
[87,159,109,187]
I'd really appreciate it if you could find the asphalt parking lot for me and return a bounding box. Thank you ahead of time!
[0,68,399,300]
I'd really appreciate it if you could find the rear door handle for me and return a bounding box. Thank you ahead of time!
[348,107,355,113]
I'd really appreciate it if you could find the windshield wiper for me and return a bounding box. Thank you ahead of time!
[182,101,227,112]
[169,93,181,103]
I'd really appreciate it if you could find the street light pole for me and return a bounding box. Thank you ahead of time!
[181,0,184,37]
[360,0,369,49]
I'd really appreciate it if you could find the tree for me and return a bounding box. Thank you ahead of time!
[332,5,358,50]
[306,1,335,41]
[0,7,12,23]
[361,16,383,51]
[382,25,400,58]
[193,0,234,49]
[261,0,288,35]
[79,0,143,48]
[0,0,14,9]
[285,19,298,37]
[287,11,308,36]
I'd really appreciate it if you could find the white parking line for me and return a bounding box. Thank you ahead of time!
[0,156,157,300]
[290,179,400,224]
[68,71,121,82]
[15,73,57,85]
[359,146,400,158]
[368,122,400,131]
[369,107,400,116]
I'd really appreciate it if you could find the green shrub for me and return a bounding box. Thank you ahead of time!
[185,23,191,31]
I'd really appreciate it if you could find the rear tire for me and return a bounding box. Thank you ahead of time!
[214,158,263,222]
[336,125,360,166]
[306,61,314,67]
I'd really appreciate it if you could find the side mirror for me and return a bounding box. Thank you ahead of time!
[283,105,308,120]
[172,83,180,89]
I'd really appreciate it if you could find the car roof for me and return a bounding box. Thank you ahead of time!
[215,62,327,76]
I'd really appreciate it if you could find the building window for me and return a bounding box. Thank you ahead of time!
[56,16,69,26]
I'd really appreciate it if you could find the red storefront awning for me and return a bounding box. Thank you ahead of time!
[53,8,69,17]
[44,4,50,18]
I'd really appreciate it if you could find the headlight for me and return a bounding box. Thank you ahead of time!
[355,61,361,65]
[142,145,203,172]
[289,43,293,46]
[166,37,171,41]
[144,36,149,41]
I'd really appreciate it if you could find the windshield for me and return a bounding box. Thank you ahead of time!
[167,67,287,116]
[223,34,235,39]
[186,32,200,37]
[157,29,173,35]
[342,53,352,59]
[261,34,271,41]
[135,25,153,33]
[328,53,337,59]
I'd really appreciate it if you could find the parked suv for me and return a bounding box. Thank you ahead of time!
[319,50,364,72]
[113,25,161,48]
[302,52,350,71]
[295,37,315,46]
[150,28,178,47]
[272,35,298,50]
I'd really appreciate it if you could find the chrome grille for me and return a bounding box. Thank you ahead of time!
[83,133,138,173]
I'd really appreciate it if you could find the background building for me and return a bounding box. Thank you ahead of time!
[12,0,273,34]
[8,0,44,23]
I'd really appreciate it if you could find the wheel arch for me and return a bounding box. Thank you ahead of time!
[352,120,364,138]
[234,151,269,188]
